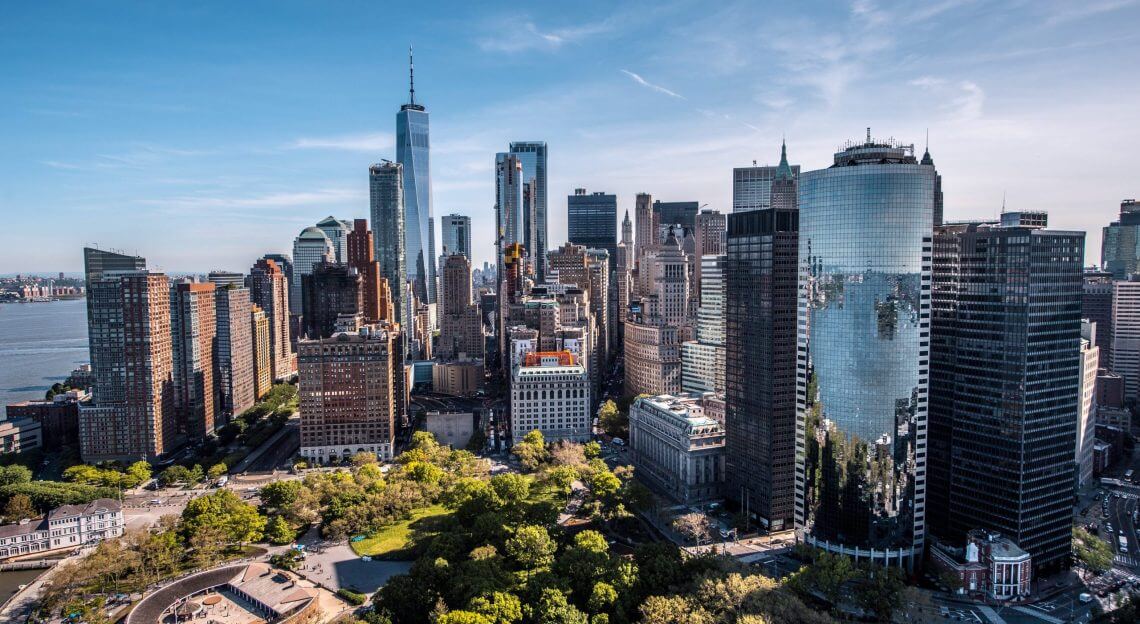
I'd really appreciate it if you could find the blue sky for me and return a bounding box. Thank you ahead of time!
[1,0,1138,273]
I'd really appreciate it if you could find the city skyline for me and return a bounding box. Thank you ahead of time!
[3,1,1139,273]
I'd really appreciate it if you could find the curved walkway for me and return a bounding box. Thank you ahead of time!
[125,564,247,624]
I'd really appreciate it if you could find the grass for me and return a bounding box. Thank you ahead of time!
[349,504,452,559]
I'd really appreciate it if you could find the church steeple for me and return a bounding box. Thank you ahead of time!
[775,138,793,180]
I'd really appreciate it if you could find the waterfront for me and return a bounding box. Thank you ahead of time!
[0,300,88,405]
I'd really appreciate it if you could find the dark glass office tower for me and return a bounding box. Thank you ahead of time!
[725,147,798,530]
[370,161,407,336]
[1102,199,1140,279]
[397,50,436,304]
[652,201,699,232]
[567,188,617,270]
[301,262,363,340]
[509,141,548,280]
[796,133,932,569]
[929,220,1085,573]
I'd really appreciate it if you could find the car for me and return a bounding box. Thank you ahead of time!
[1080,592,1093,603]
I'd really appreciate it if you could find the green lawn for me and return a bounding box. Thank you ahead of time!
[349,504,452,559]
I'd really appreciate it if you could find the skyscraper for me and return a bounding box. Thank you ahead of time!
[291,227,334,316]
[1110,280,1140,402]
[209,280,255,421]
[652,200,699,233]
[919,140,944,227]
[796,133,932,569]
[724,143,800,531]
[681,254,726,395]
[929,218,1084,573]
[249,257,295,380]
[316,216,351,263]
[624,228,691,397]
[441,214,472,259]
[348,218,392,325]
[495,153,524,277]
[693,209,726,303]
[438,254,485,361]
[250,305,272,399]
[397,50,436,305]
[1077,321,1099,492]
[370,161,408,336]
[1102,199,1140,279]
[301,262,363,339]
[80,261,175,462]
[510,141,548,280]
[634,193,654,273]
[170,281,217,439]
[567,188,617,270]
[732,155,801,213]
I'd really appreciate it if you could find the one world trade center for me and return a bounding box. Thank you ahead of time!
[397,49,436,305]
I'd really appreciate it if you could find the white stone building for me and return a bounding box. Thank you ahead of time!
[629,393,725,504]
[510,351,590,443]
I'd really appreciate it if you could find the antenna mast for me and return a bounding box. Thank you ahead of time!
[408,46,415,106]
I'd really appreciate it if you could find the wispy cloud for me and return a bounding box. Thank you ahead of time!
[1044,0,1138,25]
[289,133,393,152]
[476,17,616,53]
[619,69,685,99]
[910,76,985,120]
[136,188,364,212]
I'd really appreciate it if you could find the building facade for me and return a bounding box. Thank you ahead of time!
[440,214,473,259]
[316,216,350,264]
[298,325,401,462]
[567,189,618,271]
[397,56,436,305]
[510,351,591,443]
[290,227,334,317]
[629,393,725,505]
[209,283,256,421]
[796,134,933,568]
[732,151,801,213]
[438,254,485,361]
[1102,199,1140,279]
[249,257,295,380]
[171,281,217,440]
[1111,279,1140,402]
[929,220,1085,573]
[509,142,548,280]
[250,305,272,398]
[301,262,362,340]
[370,161,408,338]
[681,254,726,395]
[0,499,123,560]
[1077,321,1099,491]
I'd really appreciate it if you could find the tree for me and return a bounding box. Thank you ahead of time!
[125,461,152,487]
[182,489,266,545]
[469,592,522,624]
[543,466,578,494]
[490,473,530,505]
[597,401,626,438]
[1075,527,1114,573]
[405,461,444,484]
[640,596,710,624]
[437,612,492,624]
[583,442,601,460]
[3,493,35,522]
[672,513,712,545]
[188,464,206,484]
[260,480,303,510]
[159,465,192,486]
[0,463,32,488]
[207,463,228,480]
[512,431,548,472]
[550,442,586,467]
[266,515,295,545]
[528,589,588,624]
[505,525,556,571]
[587,582,617,614]
[351,451,379,466]
[189,524,229,569]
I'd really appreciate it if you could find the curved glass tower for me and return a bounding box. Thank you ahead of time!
[397,50,436,304]
[795,133,934,568]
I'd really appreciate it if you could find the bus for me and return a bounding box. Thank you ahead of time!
[1120,535,1129,553]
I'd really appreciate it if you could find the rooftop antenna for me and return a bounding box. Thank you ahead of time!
[866,127,871,144]
[408,46,415,106]
[1000,191,1006,217]
[925,128,929,152]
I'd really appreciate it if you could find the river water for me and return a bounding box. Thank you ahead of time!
[0,300,88,406]
[0,568,46,604]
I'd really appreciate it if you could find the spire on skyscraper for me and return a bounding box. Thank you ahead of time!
[408,46,415,106]
[920,129,934,165]
[775,138,793,180]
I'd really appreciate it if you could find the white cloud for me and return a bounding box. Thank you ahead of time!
[911,77,985,121]
[136,188,364,211]
[290,133,393,152]
[476,17,616,53]
[619,69,685,99]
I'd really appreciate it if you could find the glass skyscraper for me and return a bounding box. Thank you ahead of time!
[929,220,1084,573]
[509,141,548,280]
[796,134,933,568]
[1102,199,1140,279]
[567,188,617,271]
[370,161,407,337]
[441,214,472,259]
[397,52,436,304]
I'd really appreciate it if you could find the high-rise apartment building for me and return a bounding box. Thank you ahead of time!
[624,228,692,397]
[397,52,436,305]
[567,189,618,270]
[316,216,351,263]
[370,161,408,336]
[250,305,272,399]
[249,257,295,380]
[207,279,256,421]
[929,219,1084,573]
[291,227,334,316]
[80,258,175,462]
[263,254,293,289]
[206,271,245,289]
[549,242,612,382]
[1083,270,1114,362]
[796,133,932,569]
[298,325,401,463]
[509,141,548,280]
[301,262,362,340]
[509,351,590,443]
[170,281,217,439]
[732,145,801,213]
[724,147,799,531]
[438,254,485,361]
[1102,199,1140,279]
[681,255,726,395]
[693,209,726,303]
[440,214,472,259]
